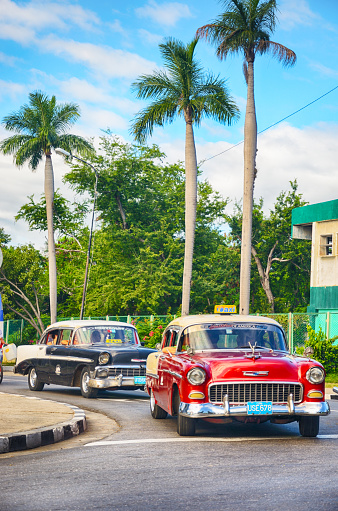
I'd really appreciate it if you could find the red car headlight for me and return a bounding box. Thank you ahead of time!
[306,366,325,384]
[187,367,206,385]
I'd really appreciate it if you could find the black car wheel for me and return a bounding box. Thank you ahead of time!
[28,366,45,391]
[299,416,320,437]
[0,364,3,384]
[175,393,195,436]
[80,367,98,398]
[150,389,167,419]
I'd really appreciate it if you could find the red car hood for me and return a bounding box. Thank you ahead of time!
[191,350,300,382]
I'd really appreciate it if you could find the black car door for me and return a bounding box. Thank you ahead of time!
[48,328,74,385]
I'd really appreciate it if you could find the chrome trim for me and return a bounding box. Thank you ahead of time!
[287,393,295,414]
[179,400,330,418]
[48,355,94,363]
[223,394,230,415]
[131,359,148,362]
[88,374,146,389]
[146,372,159,380]
[162,369,183,379]
[209,381,303,404]
[243,371,269,376]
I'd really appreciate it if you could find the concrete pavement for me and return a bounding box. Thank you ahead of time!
[0,366,87,454]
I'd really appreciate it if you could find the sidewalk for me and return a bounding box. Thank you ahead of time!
[0,367,86,454]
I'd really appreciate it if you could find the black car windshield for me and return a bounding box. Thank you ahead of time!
[74,325,137,346]
[181,323,287,351]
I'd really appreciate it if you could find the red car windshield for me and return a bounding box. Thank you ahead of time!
[181,323,287,352]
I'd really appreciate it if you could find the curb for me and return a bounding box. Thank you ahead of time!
[0,393,87,454]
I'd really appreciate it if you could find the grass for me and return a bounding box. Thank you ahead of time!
[324,373,338,387]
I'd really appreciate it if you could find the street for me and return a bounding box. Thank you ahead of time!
[0,373,338,511]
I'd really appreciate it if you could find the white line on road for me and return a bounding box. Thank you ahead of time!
[85,434,338,447]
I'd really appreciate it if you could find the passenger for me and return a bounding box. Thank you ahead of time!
[47,332,58,345]
[90,330,101,344]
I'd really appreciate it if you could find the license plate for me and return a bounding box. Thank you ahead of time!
[247,401,273,415]
[134,376,146,385]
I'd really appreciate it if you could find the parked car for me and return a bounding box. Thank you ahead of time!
[14,320,155,398]
[146,311,330,437]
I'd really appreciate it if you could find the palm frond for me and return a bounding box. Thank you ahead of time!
[259,40,296,66]
[197,0,292,64]
[56,134,94,158]
[0,134,33,154]
[130,100,178,144]
[131,71,180,100]
[0,90,92,171]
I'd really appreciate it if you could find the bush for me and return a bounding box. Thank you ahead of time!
[303,326,338,374]
[135,315,175,348]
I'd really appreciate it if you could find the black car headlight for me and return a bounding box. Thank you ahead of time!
[98,352,110,365]
[96,367,109,378]
[306,366,325,384]
[187,367,206,385]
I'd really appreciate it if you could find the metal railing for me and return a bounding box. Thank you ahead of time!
[3,312,338,352]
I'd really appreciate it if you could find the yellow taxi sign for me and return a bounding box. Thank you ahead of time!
[214,304,237,314]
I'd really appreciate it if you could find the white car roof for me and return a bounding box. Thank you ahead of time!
[167,314,283,329]
[45,320,135,330]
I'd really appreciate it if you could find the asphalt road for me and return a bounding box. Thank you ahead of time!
[1,373,338,511]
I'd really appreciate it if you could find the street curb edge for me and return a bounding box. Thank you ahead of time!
[0,392,87,454]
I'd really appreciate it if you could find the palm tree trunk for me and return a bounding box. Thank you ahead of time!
[44,153,57,323]
[239,58,257,315]
[182,116,197,316]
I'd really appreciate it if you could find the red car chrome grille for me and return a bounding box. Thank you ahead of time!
[209,382,303,404]
[108,367,146,377]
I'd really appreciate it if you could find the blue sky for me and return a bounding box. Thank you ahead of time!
[0,0,338,247]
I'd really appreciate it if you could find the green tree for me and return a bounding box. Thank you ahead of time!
[0,228,11,246]
[0,244,48,336]
[197,0,296,314]
[130,38,239,316]
[0,91,94,323]
[62,136,234,316]
[227,181,311,312]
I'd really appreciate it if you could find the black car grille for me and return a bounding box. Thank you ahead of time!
[108,367,146,377]
[209,382,303,404]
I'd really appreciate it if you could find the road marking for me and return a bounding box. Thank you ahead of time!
[85,434,338,447]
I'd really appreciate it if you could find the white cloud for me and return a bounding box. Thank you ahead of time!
[135,1,192,27]
[109,19,127,36]
[0,0,100,33]
[59,78,113,105]
[138,28,163,46]
[308,61,338,79]
[279,0,319,30]
[0,51,19,66]
[39,36,157,79]
[0,22,36,44]
[78,105,128,135]
[0,79,26,100]
[161,122,338,215]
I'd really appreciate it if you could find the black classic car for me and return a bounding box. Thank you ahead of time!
[14,320,155,398]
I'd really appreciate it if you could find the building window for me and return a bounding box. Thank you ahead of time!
[320,235,333,256]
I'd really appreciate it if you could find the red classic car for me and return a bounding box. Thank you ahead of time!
[146,311,330,437]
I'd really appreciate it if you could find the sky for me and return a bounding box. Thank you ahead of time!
[0,0,337,248]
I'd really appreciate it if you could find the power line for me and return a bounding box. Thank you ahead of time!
[198,84,338,167]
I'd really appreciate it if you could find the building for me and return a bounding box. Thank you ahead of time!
[292,199,338,337]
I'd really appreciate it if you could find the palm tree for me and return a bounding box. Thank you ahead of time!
[131,38,239,315]
[0,91,93,323]
[197,0,296,314]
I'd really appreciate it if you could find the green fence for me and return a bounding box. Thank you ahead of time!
[3,312,338,352]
